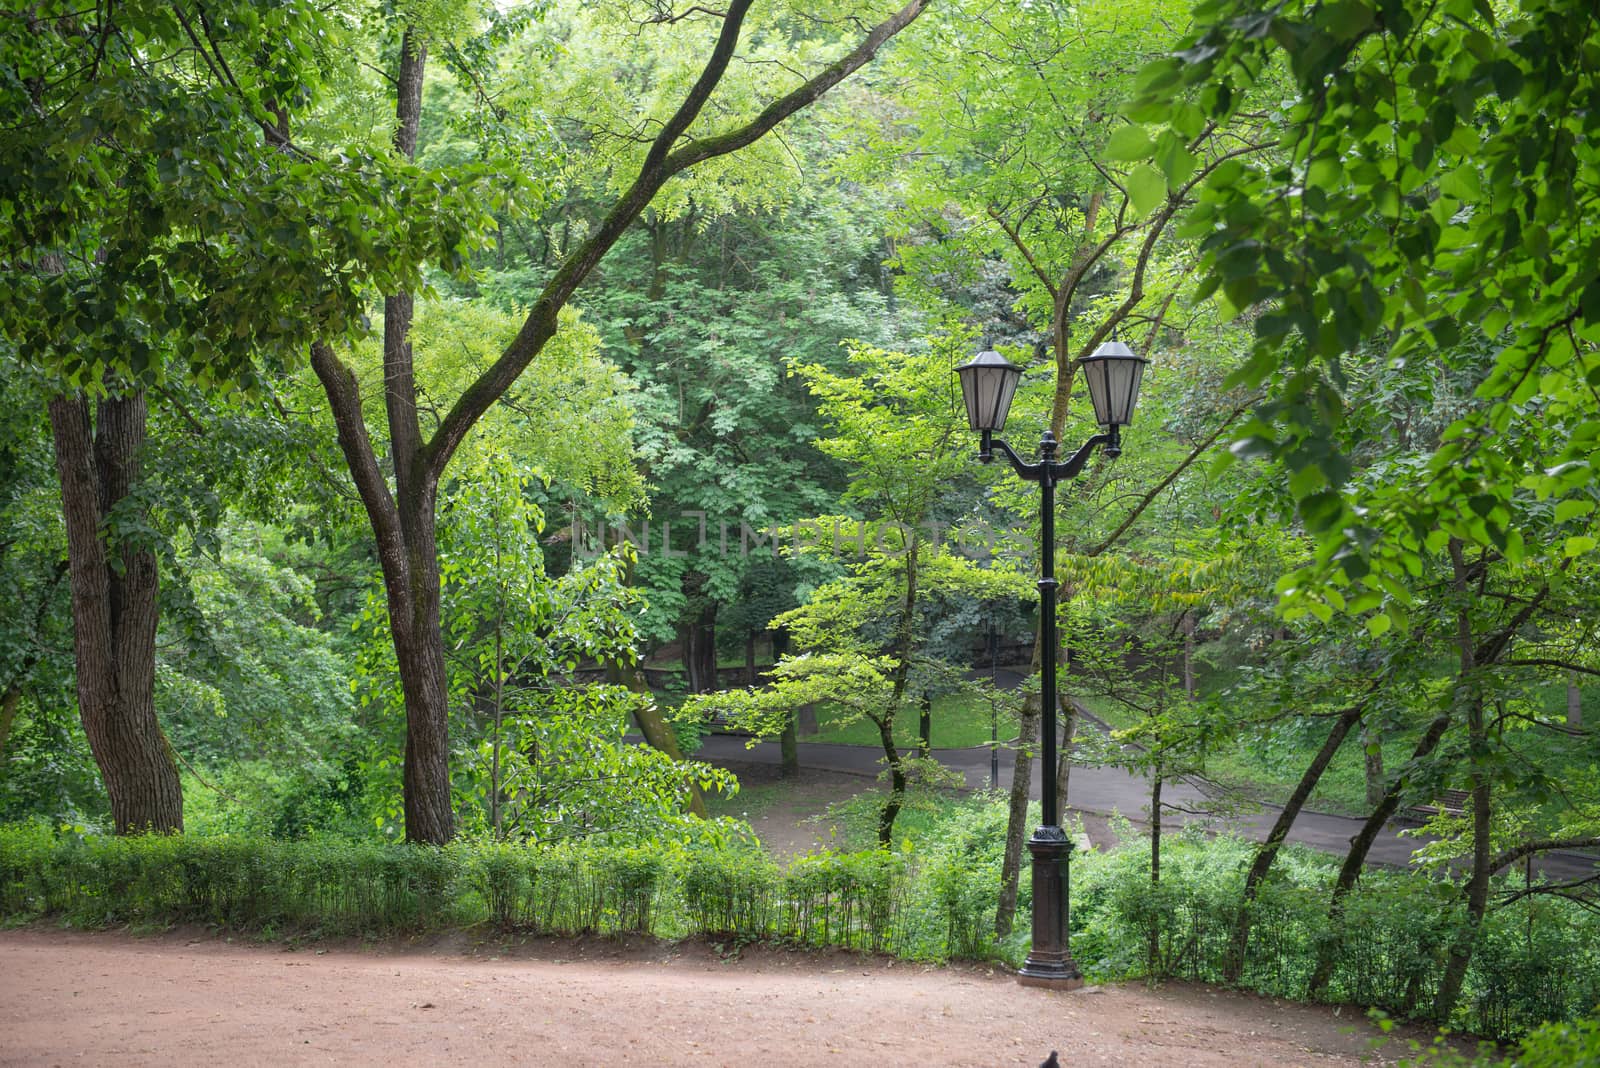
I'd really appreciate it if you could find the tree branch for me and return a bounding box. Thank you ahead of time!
[425,0,931,479]
[1085,396,1259,558]
[309,342,405,586]
[1489,836,1600,876]
[1507,658,1600,678]
[986,206,1058,299]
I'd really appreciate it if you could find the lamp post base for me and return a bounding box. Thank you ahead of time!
[1018,826,1082,989]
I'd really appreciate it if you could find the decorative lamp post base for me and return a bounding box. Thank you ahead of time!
[1018,826,1083,989]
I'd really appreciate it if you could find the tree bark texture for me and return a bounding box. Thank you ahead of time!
[48,391,182,834]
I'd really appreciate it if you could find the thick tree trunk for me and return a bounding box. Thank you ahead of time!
[1223,700,1364,982]
[48,391,182,834]
[918,691,931,757]
[375,28,456,845]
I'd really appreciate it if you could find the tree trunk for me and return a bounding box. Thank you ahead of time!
[1223,700,1365,983]
[364,27,454,845]
[1054,692,1075,817]
[48,391,183,834]
[1306,706,1453,996]
[745,633,758,685]
[1149,766,1162,973]
[780,716,799,779]
[1568,673,1583,728]
[683,598,718,693]
[1362,722,1385,809]
[1434,546,1491,1021]
[0,687,20,763]
[605,659,708,818]
[1433,698,1492,1021]
[918,691,931,757]
[390,502,455,844]
[995,690,1039,937]
[875,716,905,846]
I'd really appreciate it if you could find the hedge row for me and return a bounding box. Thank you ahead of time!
[3,818,1597,1042]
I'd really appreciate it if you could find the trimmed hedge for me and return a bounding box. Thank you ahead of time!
[4,818,1597,1043]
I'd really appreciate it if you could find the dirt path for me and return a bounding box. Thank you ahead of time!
[0,929,1410,1067]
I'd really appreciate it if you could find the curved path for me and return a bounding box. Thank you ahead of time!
[692,727,1599,880]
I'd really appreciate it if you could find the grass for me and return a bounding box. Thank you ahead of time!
[1077,675,1598,819]
[701,777,800,822]
[805,693,1020,750]
[818,786,1000,852]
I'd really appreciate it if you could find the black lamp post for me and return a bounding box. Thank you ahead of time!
[956,339,1147,988]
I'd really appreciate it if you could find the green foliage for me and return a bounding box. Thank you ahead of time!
[1069,826,1600,1041]
[1130,0,1600,615]
[0,0,498,393]
[353,452,732,840]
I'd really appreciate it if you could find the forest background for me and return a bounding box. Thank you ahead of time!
[4,0,1600,1050]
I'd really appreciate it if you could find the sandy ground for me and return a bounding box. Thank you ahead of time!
[0,928,1417,1067]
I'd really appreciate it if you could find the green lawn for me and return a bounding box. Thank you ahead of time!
[1077,679,1597,819]
[805,692,1019,750]
[1076,692,1399,816]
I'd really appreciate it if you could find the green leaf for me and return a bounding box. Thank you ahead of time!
[1366,612,1391,637]
[1104,125,1156,162]
[1554,498,1594,523]
[1563,535,1596,557]
[1127,164,1168,216]
[1438,165,1481,201]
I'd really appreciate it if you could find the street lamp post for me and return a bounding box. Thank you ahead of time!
[956,340,1147,988]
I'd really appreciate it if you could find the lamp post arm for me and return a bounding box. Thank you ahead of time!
[978,431,1044,481]
[1055,428,1117,480]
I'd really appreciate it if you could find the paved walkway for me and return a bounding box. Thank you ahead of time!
[693,727,1599,880]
